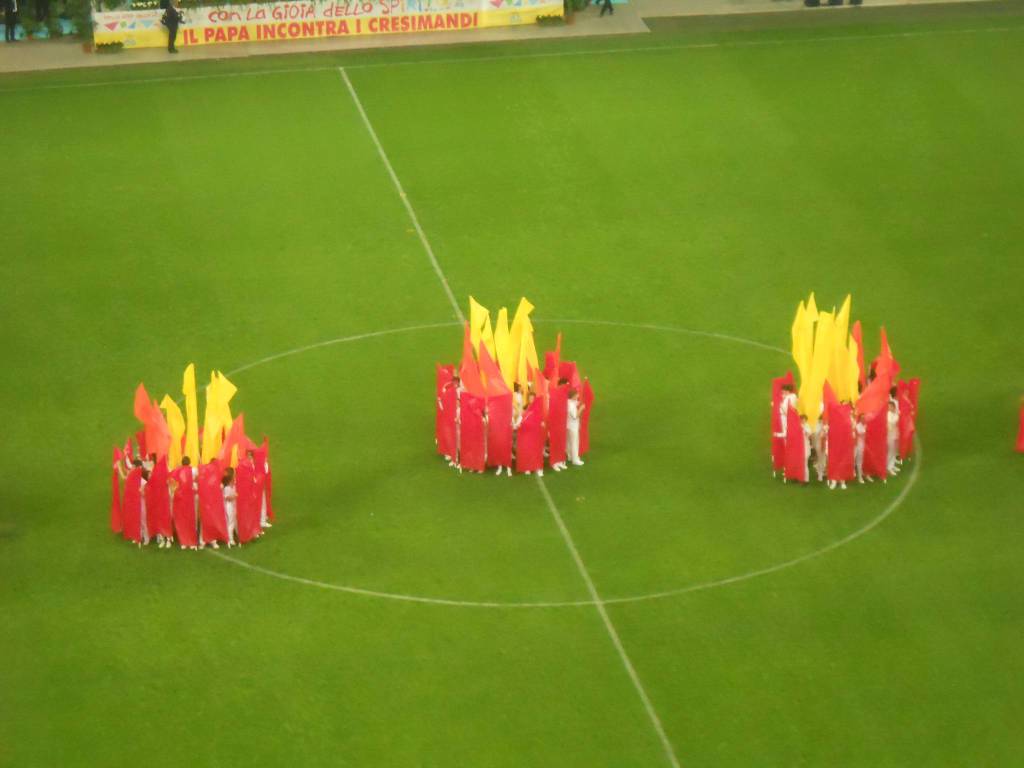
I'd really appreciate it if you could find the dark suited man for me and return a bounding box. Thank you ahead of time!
[599,0,613,15]
[4,0,18,42]
[161,0,183,53]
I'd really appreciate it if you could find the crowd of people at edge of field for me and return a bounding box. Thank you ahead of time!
[110,441,274,550]
[435,361,594,478]
[771,364,920,490]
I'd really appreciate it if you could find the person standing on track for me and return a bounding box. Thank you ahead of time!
[161,0,183,54]
[599,0,613,16]
[3,0,18,43]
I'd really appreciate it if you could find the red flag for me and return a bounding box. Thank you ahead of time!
[863,411,888,479]
[135,429,148,459]
[145,457,172,538]
[437,378,458,460]
[557,361,581,390]
[851,321,866,391]
[579,379,594,456]
[124,438,133,463]
[218,414,255,464]
[110,447,123,533]
[478,342,509,396]
[826,403,855,482]
[235,458,261,543]
[873,327,901,380]
[1017,401,1024,453]
[134,383,152,424]
[122,467,143,543]
[784,406,807,483]
[822,380,840,417]
[543,352,557,381]
[486,393,513,469]
[530,365,549,421]
[458,390,486,472]
[459,323,485,398]
[856,370,891,418]
[171,466,198,548]
[515,397,545,474]
[198,462,229,544]
[547,384,569,467]
[771,373,794,473]
[544,333,562,381]
[145,401,172,461]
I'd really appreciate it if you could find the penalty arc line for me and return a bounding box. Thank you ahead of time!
[340,69,681,766]
[536,477,682,768]
[1,25,1022,94]
[338,66,464,324]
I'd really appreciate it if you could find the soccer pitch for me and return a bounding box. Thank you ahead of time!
[2,5,1023,765]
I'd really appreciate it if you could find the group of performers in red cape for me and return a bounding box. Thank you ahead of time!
[111,440,274,549]
[771,293,919,489]
[435,298,594,476]
[108,367,275,549]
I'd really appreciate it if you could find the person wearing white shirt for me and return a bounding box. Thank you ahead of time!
[566,390,585,467]
[777,386,797,439]
[886,401,900,476]
[854,414,868,484]
[222,467,238,547]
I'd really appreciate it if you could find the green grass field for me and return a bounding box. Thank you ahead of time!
[2,4,1023,765]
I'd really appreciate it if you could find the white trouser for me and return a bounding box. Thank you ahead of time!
[225,501,237,542]
[140,500,149,544]
[260,493,268,527]
[567,427,581,464]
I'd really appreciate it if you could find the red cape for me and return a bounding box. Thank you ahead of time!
[863,411,888,479]
[579,379,594,456]
[171,466,198,548]
[515,398,545,473]
[771,374,793,473]
[783,407,807,483]
[235,460,261,543]
[458,391,486,472]
[486,393,513,468]
[110,449,122,534]
[437,383,458,460]
[145,458,173,538]
[255,439,274,522]
[547,385,569,466]
[436,365,454,456]
[826,403,855,482]
[897,380,916,460]
[198,462,229,544]
[122,468,142,542]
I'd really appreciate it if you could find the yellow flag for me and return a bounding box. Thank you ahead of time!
[846,336,861,402]
[802,311,834,426]
[480,314,496,361]
[182,363,200,465]
[215,371,237,430]
[230,444,239,469]
[828,295,851,397]
[493,308,515,388]
[160,395,186,469]
[201,371,223,463]
[522,316,539,373]
[469,296,489,357]
[805,291,818,320]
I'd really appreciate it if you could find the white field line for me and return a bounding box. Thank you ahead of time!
[339,66,464,324]
[340,71,679,765]
[1,24,1021,94]
[208,319,920,607]
[536,476,682,768]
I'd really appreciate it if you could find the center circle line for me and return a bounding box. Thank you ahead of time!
[208,318,918,609]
